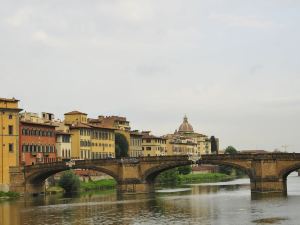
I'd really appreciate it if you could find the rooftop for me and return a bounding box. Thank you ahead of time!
[0,97,19,102]
[64,111,87,116]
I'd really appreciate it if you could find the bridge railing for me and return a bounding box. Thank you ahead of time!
[23,155,191,169]
[201,153,300,160]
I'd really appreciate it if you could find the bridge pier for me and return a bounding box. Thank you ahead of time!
[250,178,287,197]
[118,182,154,193]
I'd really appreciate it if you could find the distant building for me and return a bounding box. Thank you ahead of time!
[64,111,116,159]
[0,97,22,191]
[142,131,167,156]
[164,116,218,157]
[89,115,133,156]
[130,130,143,157]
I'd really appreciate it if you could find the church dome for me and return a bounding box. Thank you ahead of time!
[178,116,194,133]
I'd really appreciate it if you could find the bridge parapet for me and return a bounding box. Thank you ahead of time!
[202,153,300,160]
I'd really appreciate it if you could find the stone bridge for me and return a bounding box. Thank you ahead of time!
[200,153,300,196]
[9,153,300,196]
[9,156,192,194]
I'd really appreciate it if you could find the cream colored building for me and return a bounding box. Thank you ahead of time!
[0,98,22,191]
[56,130,72,160]
[129,130,143,157]
[165,116,215,157]
[142,131,167,157]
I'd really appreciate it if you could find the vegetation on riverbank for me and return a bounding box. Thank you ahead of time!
[178,173,235,184]
[80,179,116,191]
[156,170,235,185]
[58,171,81,193]
[0,191,20,199]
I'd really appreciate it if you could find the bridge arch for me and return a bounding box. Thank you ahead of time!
[197,160,254,180]
[26,165,121,185]
[279,162,300,181]
[142,161,192,184]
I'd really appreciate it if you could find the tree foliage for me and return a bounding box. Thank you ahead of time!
[177,165,192,175]
[224,146,238,154]
[115,133,129,158]
[219,146,245,176]
[156,168,180,184]
[210,136,218,154]
[156,166,192,184]
[58,170,81,193]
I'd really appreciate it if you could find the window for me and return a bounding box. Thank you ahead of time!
[146,147,151,151]
[9,143,14,152]
[8,115,13,119]
[8,126,13,135]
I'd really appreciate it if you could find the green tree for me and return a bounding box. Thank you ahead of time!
[224,146,238,154]
[115,133,129,158]
[219,146,241,175]
[156,168,180,184]
[178,165,192,175]
[210,136,218,154]
[58,171,81,193]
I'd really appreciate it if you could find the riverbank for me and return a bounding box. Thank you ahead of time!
[46,179,117,194]
[80,179,116,191]
[46,173,236,194]
[178,173,236,184]
[0,191,20,199]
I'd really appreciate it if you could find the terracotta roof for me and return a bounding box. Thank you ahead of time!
[69,123,91,129]
[64,111,87,115]
[69,122,116,130]
[88,124,116,130]
[130,131,143,136]
[142,133,166,140]
[0,97,19,102]
[240,150,269,154]
[20,121,57,127]
[55,131,72,135]
[178,116,194,133]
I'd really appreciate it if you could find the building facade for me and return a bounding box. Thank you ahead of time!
[142,131,167,157]
[129,130,143,157]
[56,131,72,160]
[165,116,216,157]
[19,120,57,165]
[64,111,115,159]
[0,98,22,191]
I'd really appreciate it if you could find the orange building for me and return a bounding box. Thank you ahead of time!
[19,121,57,165]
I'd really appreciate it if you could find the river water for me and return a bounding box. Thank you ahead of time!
[1,173,300,225]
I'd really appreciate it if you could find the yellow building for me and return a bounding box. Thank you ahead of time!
[0,98,22,191]
[89,115,132,156]
[142,131,167,157]
[64,111,115,159]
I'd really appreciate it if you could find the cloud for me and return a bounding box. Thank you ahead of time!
[209,13,274,29]
[31,30,66,47]
[4,7,33,27]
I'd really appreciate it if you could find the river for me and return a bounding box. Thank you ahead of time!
[1,173,300,225]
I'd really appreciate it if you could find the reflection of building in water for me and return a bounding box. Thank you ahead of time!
[0,202,21,225]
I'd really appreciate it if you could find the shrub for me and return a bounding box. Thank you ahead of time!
[58,170,81,193]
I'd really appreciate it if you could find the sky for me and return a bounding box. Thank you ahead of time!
[1,0,300,152]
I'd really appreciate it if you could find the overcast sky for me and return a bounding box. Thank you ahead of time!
[1,0,300,152]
